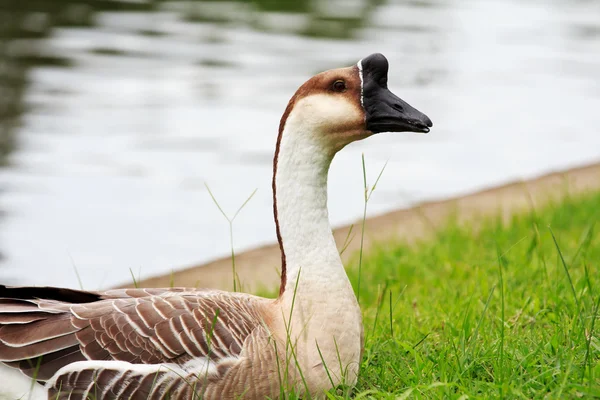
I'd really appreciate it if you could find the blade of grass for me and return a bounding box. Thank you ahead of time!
[315,340,336,389]
[357,155,387,304]
[389,291,393,337]
[205,184,257,292]
[369,281,388,340]
[569,221,595,266]
[583,293,600,385]
[466,284,496,357]
[357,154,368,303]
[496,244,506,396]
[129,267,139,288]
[549,227,585,337]
[339,224,355,256]
[68,253,84,290]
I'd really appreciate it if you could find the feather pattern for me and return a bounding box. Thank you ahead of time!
[47,360,210,400]
[45,325,277,400]
[0,286,267,390]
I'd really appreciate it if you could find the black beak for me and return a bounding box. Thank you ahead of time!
[360,53,433,134]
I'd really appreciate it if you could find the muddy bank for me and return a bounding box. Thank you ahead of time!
[122,162,600,293]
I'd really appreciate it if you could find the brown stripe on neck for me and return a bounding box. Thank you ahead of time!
[273,78,318,296]
[272,106,288,297]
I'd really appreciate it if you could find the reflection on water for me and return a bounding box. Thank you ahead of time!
[0,0,599,288]
[0,0,380,163]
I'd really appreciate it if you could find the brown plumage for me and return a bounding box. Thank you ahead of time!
[0,287,259,370]
[1,286,281,398]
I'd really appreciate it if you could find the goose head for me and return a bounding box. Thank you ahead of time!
[278,53,433,155]
[273,54,433,296]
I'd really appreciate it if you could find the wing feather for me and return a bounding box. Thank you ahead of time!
[0,333,79,361]
[47,361,203,400]
[0,286,265,385]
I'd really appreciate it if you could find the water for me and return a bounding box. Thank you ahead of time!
[0,0,599,289]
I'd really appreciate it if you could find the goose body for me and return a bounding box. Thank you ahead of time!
[0,53,432,399]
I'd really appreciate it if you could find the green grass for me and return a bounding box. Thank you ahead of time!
[340,190,600,399]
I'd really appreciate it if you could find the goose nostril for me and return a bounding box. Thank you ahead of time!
[392,103,404,113]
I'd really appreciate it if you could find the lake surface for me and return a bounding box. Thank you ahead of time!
[1,0,599,289]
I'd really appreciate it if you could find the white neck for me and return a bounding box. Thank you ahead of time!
[273,107,345,296]
[270,93,364,391]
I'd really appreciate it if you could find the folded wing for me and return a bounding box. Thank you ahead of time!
[0,286,265,384]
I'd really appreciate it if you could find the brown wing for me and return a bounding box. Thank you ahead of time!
[46,360,204,400]
[0,286,264,382]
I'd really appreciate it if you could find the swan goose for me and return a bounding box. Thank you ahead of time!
[0,53,432,399]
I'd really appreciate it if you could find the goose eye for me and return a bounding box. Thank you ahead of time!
[332,80,346,92]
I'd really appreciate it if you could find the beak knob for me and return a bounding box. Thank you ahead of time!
[360,53,433,134]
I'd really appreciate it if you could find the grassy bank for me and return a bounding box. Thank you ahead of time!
[345,191,600,399]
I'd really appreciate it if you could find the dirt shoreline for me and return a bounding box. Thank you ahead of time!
[124,162,600,293]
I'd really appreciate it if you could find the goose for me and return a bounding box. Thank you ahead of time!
[0,53,432,400]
